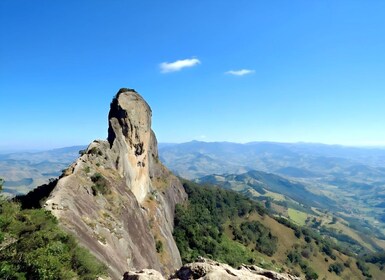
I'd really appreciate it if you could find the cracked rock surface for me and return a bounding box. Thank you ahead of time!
[44,89,187,279]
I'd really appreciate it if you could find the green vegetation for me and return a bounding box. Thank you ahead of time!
[15,179,58,209]
[155,239,163,253]
[288,208,308,226]
[328,262,345,275]
[117,87,136,94]
[161,141,385,259]
[0,183,106,280]
[173,180,268,266]
[232,220,277,256]
[90,173,110,196]
[286,249,318,279]
[84,166,91,174]
[88,147,103,156]
[356,259,372,278]
[364,251,385,265]
[174,179,385,279]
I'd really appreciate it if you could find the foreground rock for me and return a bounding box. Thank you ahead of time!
[44,89,187,279]
[124,258,301,280]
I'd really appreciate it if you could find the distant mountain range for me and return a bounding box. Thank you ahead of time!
[159,140,385,179]
[159,140,385,253]
[158,141,385,218]
[0,145,85,194]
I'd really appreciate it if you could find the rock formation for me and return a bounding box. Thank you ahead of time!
[44,88,187,279]
[123,258,301,280]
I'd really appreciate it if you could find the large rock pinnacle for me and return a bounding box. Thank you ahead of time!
[44,88,187,279]
[107,89,154,203]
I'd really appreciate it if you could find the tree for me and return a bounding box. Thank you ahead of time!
[328,262,345,275]
[0,183,106,279]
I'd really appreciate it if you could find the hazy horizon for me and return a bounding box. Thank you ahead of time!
[2,139,385,154]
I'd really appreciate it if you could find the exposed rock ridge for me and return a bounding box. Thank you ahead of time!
[44,88,187,279]
[124,258,302,280]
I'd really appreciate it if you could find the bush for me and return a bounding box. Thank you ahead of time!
[90,173,110,195]
[328,262,345,275]
[321,243,336,260]
[155,239,163,253]
[0,198,106,279]
[233,221,277,256]
[356,259,372,278]
[300,261,318,280]
[301,248,311,259]
[287,250,302,264]
[88,147,103,156]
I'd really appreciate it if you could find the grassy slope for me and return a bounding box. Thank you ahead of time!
[174,180,385,280]
[199,172,385,258]
[288,208,308,226]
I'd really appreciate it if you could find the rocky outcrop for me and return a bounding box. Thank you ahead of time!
[44,88,187,279]
[124,258,302,280]
[123,269,164,280]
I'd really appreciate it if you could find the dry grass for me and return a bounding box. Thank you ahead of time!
[288,208,308,226]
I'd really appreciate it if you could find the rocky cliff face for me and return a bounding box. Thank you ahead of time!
[44,88,187,279]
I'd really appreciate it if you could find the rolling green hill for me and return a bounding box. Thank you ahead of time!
[196,170,385,256]
[174,179,385,280]
[196,170,337,210]
[159,141,385,255]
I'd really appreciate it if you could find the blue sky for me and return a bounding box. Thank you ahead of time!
[1,1,385,150]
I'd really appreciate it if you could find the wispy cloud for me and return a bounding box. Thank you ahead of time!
[160,58,201,73]
[225,69,255,76]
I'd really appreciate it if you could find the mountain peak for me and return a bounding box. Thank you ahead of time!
[44,88,187,279]
[108,89,151,147]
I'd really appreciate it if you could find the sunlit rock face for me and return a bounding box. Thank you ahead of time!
[124,257,302,280]
[45,88,187,279]
[107,90,152,203]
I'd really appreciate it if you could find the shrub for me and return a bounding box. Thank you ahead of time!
[300,261,318,280]
[0,199,106,279]
[321,243,336,260]
[287,250,302,264]
[356,260,372,278]
[301,248,311,259]
[155,239,163,253]
[328,262,345,275]
[233,221,278,256]
[88,147,103,156]
[90,173,110,196]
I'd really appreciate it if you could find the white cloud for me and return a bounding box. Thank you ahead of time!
[160,58,201,73]
[225,69,255,76]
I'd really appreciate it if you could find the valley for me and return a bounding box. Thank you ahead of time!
[159,141,385,260]
[0,146,85,195]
